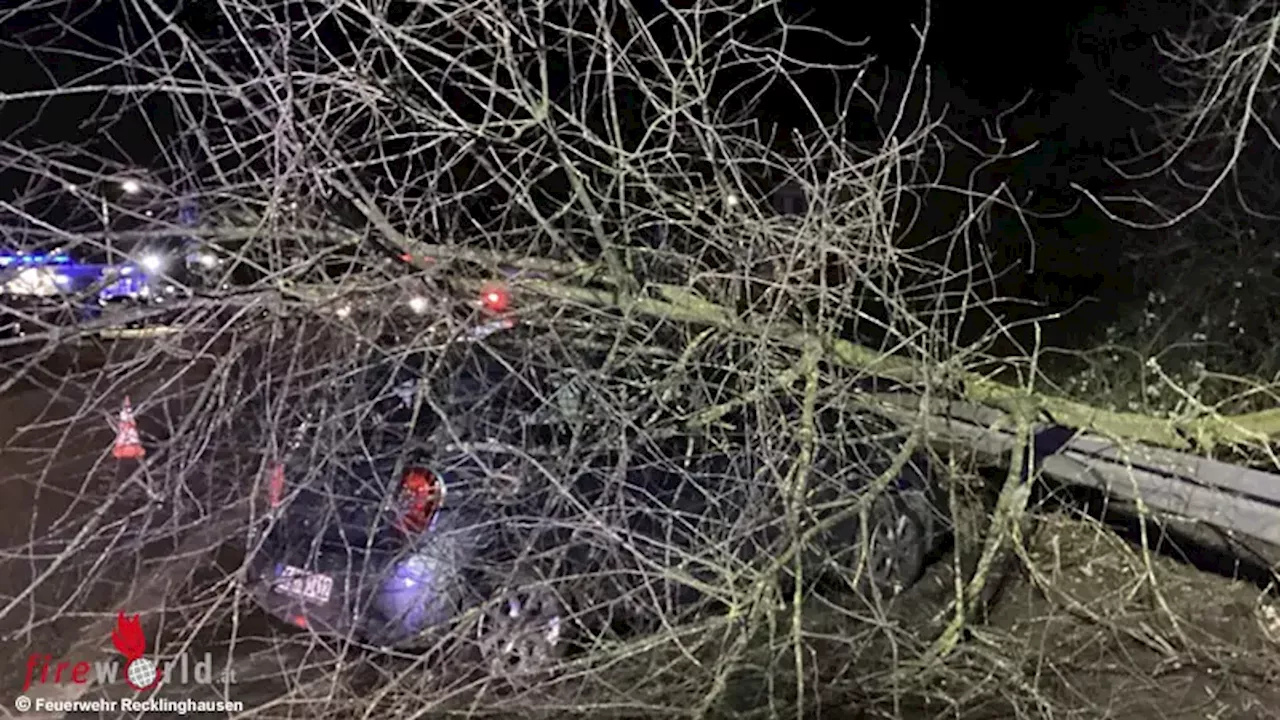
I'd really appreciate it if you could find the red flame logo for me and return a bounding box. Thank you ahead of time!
[111,612,146,661]
[112,611,162,691]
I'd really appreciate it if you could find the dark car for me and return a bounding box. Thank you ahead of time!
[243,332,947,678]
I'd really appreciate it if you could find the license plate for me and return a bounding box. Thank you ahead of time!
[273,565,334,605]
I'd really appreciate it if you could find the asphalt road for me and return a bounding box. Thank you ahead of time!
[0,341,307,718]
[0,321,472,718]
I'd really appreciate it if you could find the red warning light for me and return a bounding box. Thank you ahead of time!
[479,284,510,313]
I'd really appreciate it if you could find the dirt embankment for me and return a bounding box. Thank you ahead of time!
[975,513,1280,719]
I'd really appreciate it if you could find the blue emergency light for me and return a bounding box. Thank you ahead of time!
[0,252,71,267]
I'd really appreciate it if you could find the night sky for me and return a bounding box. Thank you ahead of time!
[791,1,1193,343]
[0,1,1201,345]
[0,2,1185,175]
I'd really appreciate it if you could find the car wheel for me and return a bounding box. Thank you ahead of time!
[805,490,930,598]
[476,581,565,682]
[863,496,928,595]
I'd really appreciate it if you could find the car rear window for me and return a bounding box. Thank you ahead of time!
[277,486,402,552]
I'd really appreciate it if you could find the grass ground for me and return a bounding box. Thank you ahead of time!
[1031,229,1280,421]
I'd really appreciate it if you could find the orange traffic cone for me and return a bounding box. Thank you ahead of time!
[113,397,145,460]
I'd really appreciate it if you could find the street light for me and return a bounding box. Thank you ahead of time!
[120,179,142,195]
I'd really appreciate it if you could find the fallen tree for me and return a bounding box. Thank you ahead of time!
[1,2,1278,719]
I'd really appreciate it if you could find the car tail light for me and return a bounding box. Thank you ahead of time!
[266,462,285,508]
[396,467,445,534]
[479,283,510,313]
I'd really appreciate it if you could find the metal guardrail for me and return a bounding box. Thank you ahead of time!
[868,393,1280,549]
